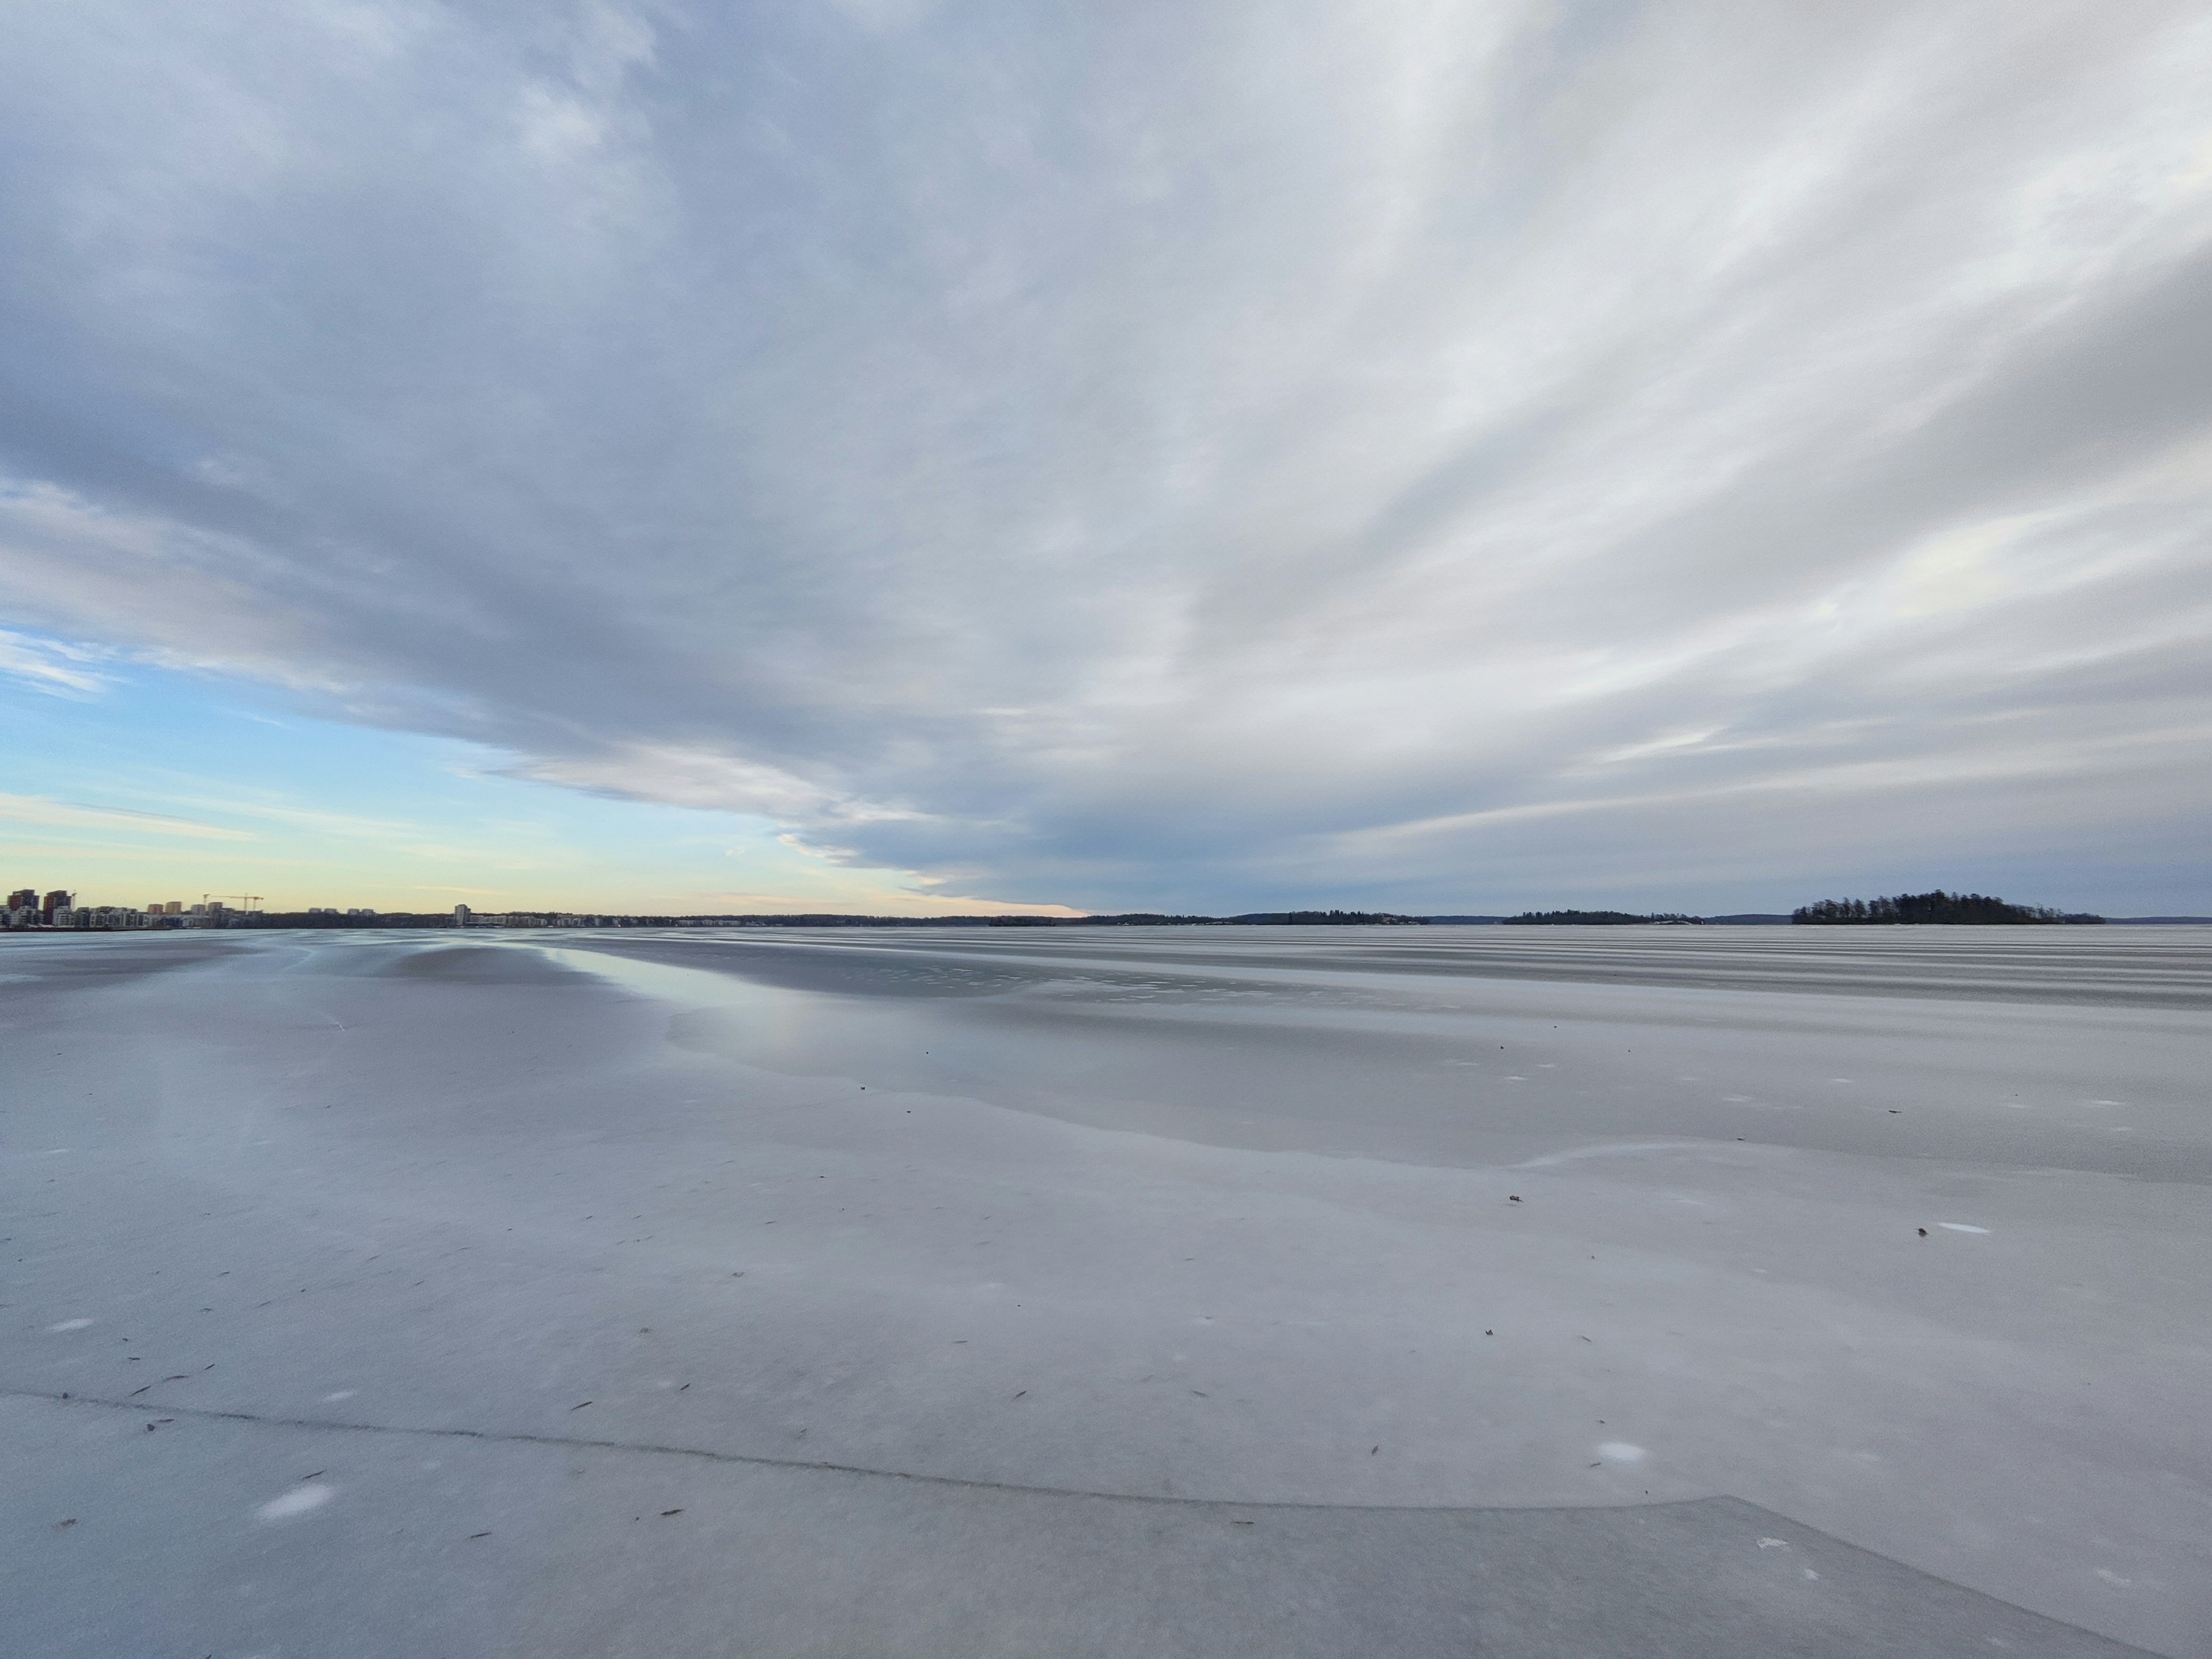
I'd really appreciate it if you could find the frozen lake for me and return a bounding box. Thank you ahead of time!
[6,925,2208,1656]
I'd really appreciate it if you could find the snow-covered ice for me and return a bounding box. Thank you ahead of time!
[255,1483,335,1522]
[3,924,2206,1657]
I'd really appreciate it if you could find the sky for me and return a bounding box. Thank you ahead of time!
[2,0,2209,917]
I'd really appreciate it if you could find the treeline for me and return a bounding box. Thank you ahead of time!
[707,912,1426,927]
[995,912,1211,926]
[653,911,1427,927]
[999,911,1426,926]
[1503,910,1704,925]
[236,911,1431,930]
[1792,891,2104,925]
[1227,910,1426,925]
[247,912,492,929]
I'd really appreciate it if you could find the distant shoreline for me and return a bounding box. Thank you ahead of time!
[7,912,2208,935]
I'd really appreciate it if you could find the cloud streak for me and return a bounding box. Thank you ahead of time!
[0,793,251,842]
[1,0,2207,908]
[0,627,111,697]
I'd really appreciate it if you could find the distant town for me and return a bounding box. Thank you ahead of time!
[3,891,649,930]
[4,895,1448,931]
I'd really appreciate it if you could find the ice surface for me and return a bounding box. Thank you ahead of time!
[255,1483,335,1522]
[3,925,2206,1656]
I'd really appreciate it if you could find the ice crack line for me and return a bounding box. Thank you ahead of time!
[14,1386,1660,1514]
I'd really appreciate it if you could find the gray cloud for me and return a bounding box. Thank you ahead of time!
[2,0,2208,910]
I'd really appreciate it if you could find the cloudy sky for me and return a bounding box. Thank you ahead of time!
[3,0,2209,915]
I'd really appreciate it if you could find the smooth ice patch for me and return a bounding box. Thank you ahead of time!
[1596,1441,1647,1462]
[1938,1223,1990,1234]
[256,1483,335,1522]
[47,1319,93,1332]
[321,1390,357,1402]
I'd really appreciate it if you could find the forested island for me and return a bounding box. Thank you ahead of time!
[1792,891,2103,925]
[1502,910,1704,925]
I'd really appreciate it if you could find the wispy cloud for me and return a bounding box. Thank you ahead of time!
[0,1,2206,907]
[0,793,252,840]
[0,628,111,697]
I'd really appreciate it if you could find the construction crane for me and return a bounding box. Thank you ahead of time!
[202,892,264,912]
